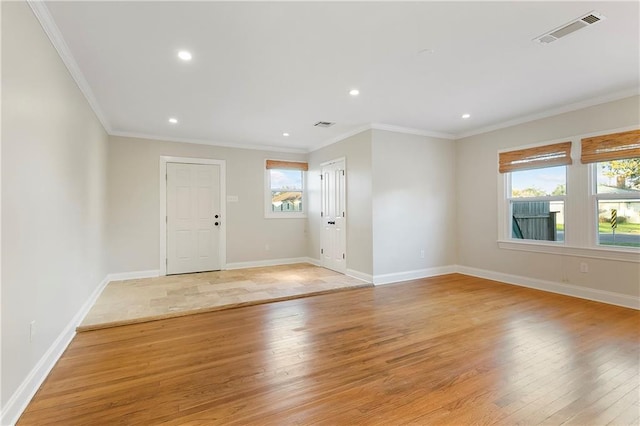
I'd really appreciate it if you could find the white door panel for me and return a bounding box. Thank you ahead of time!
[321,159,346,273]
[167,163,221,274]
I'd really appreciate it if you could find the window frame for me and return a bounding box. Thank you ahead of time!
[497,139,572,246]
[590,160,640,249]
[264,159,307,219]
[497,131,639,263]
[507,166,567,244]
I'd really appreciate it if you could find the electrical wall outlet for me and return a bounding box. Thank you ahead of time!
[420,249,425,259]
[580,262,589,273]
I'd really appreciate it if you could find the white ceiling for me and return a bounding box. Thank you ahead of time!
[39,1,639,152]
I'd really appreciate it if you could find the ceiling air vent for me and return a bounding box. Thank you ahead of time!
[534,11,606,44]
[314,121,335,128]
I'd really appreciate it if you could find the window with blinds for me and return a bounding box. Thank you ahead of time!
[580,129,640,164]
[499,142,572,173]
[265,160,308,218]
[582,129,640,248]
[500,142,571,243]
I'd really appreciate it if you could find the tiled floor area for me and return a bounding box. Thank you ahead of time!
[79,263,370,331]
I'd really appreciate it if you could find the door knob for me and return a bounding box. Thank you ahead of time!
[214,222,219,226]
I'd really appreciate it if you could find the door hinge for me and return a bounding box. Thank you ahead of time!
[166,216,168,223]
[321,248,324,254]
[321,212,323,217]
[342,170,345,176]
[342,211,345,217]
[342,253,345,259]
[320,174,323,180]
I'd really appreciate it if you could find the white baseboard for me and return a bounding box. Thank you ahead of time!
[1,275,110,426]
[373,265,457,286]
[224,257,311,270]
[456,265,640,310]
[346,269,373,283]
[4,262,636,425]
[106,269,159,282]
[304,257,321,267]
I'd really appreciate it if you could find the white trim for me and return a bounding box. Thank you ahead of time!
[224,257,312,270]
[21,0,639,156]
[346,268,373,283]
[27,1,111,133]
[310,123,456,153]
[577,124,640,141]
[496,127,640,259]
[106,269,160,282]
[370,123,455,140]
[264,158,307,219]
[159,156,227,276]
[456,88,639,139]
[111,131,306,154]
[373,265,457,285]
[305,257,321,267]
[319,157,348,274]
[320,156,347,167]
[2,262,637,425]
[456,265,640,310]
[0,275,110,426]
[497,240,640,263]
[309,125,372,152]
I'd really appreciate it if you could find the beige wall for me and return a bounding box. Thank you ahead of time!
[372,130,457,276]
[1,1,109,411]
[307,129,458,279]
[108,136,308,273]
[456,95,640,297]
[307,131,373,276]
[2,2,638,420]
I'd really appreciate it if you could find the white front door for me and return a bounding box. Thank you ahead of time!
[321,159,346,273]
[167,163,221,274]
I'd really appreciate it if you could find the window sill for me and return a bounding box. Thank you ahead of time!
[497,240,640,263]
[265,214,307,219]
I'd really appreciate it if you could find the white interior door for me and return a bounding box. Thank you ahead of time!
[321,159,346,273]
[167,163,221,274]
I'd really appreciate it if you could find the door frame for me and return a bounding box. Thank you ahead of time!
[320,157,347,273]
[159,156,227,276]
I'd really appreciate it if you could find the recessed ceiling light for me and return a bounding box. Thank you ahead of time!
[462,114,471,119]
[283,132,290,137]
[349,89,360,96]
[177,50,192,61]
[418,48,435,55]
[168,117,178,124]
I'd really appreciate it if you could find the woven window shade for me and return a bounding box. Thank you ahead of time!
[580,129,640,164]
[498,142,572,173]
[265,160,308,171]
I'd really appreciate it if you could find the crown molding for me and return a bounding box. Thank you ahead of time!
[109,131,308,154]
[25,0,638,152]
[455,87,640,140]
[370,123,455,140]
[309,122,456,153]
[27,1,112,133]
[308,125,372,152]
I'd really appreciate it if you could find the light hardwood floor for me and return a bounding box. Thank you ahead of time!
[80,263,370,331]
[20,274,639,425]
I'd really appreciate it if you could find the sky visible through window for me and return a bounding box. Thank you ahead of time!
[511,166,565,196]
[270,169,302,191]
